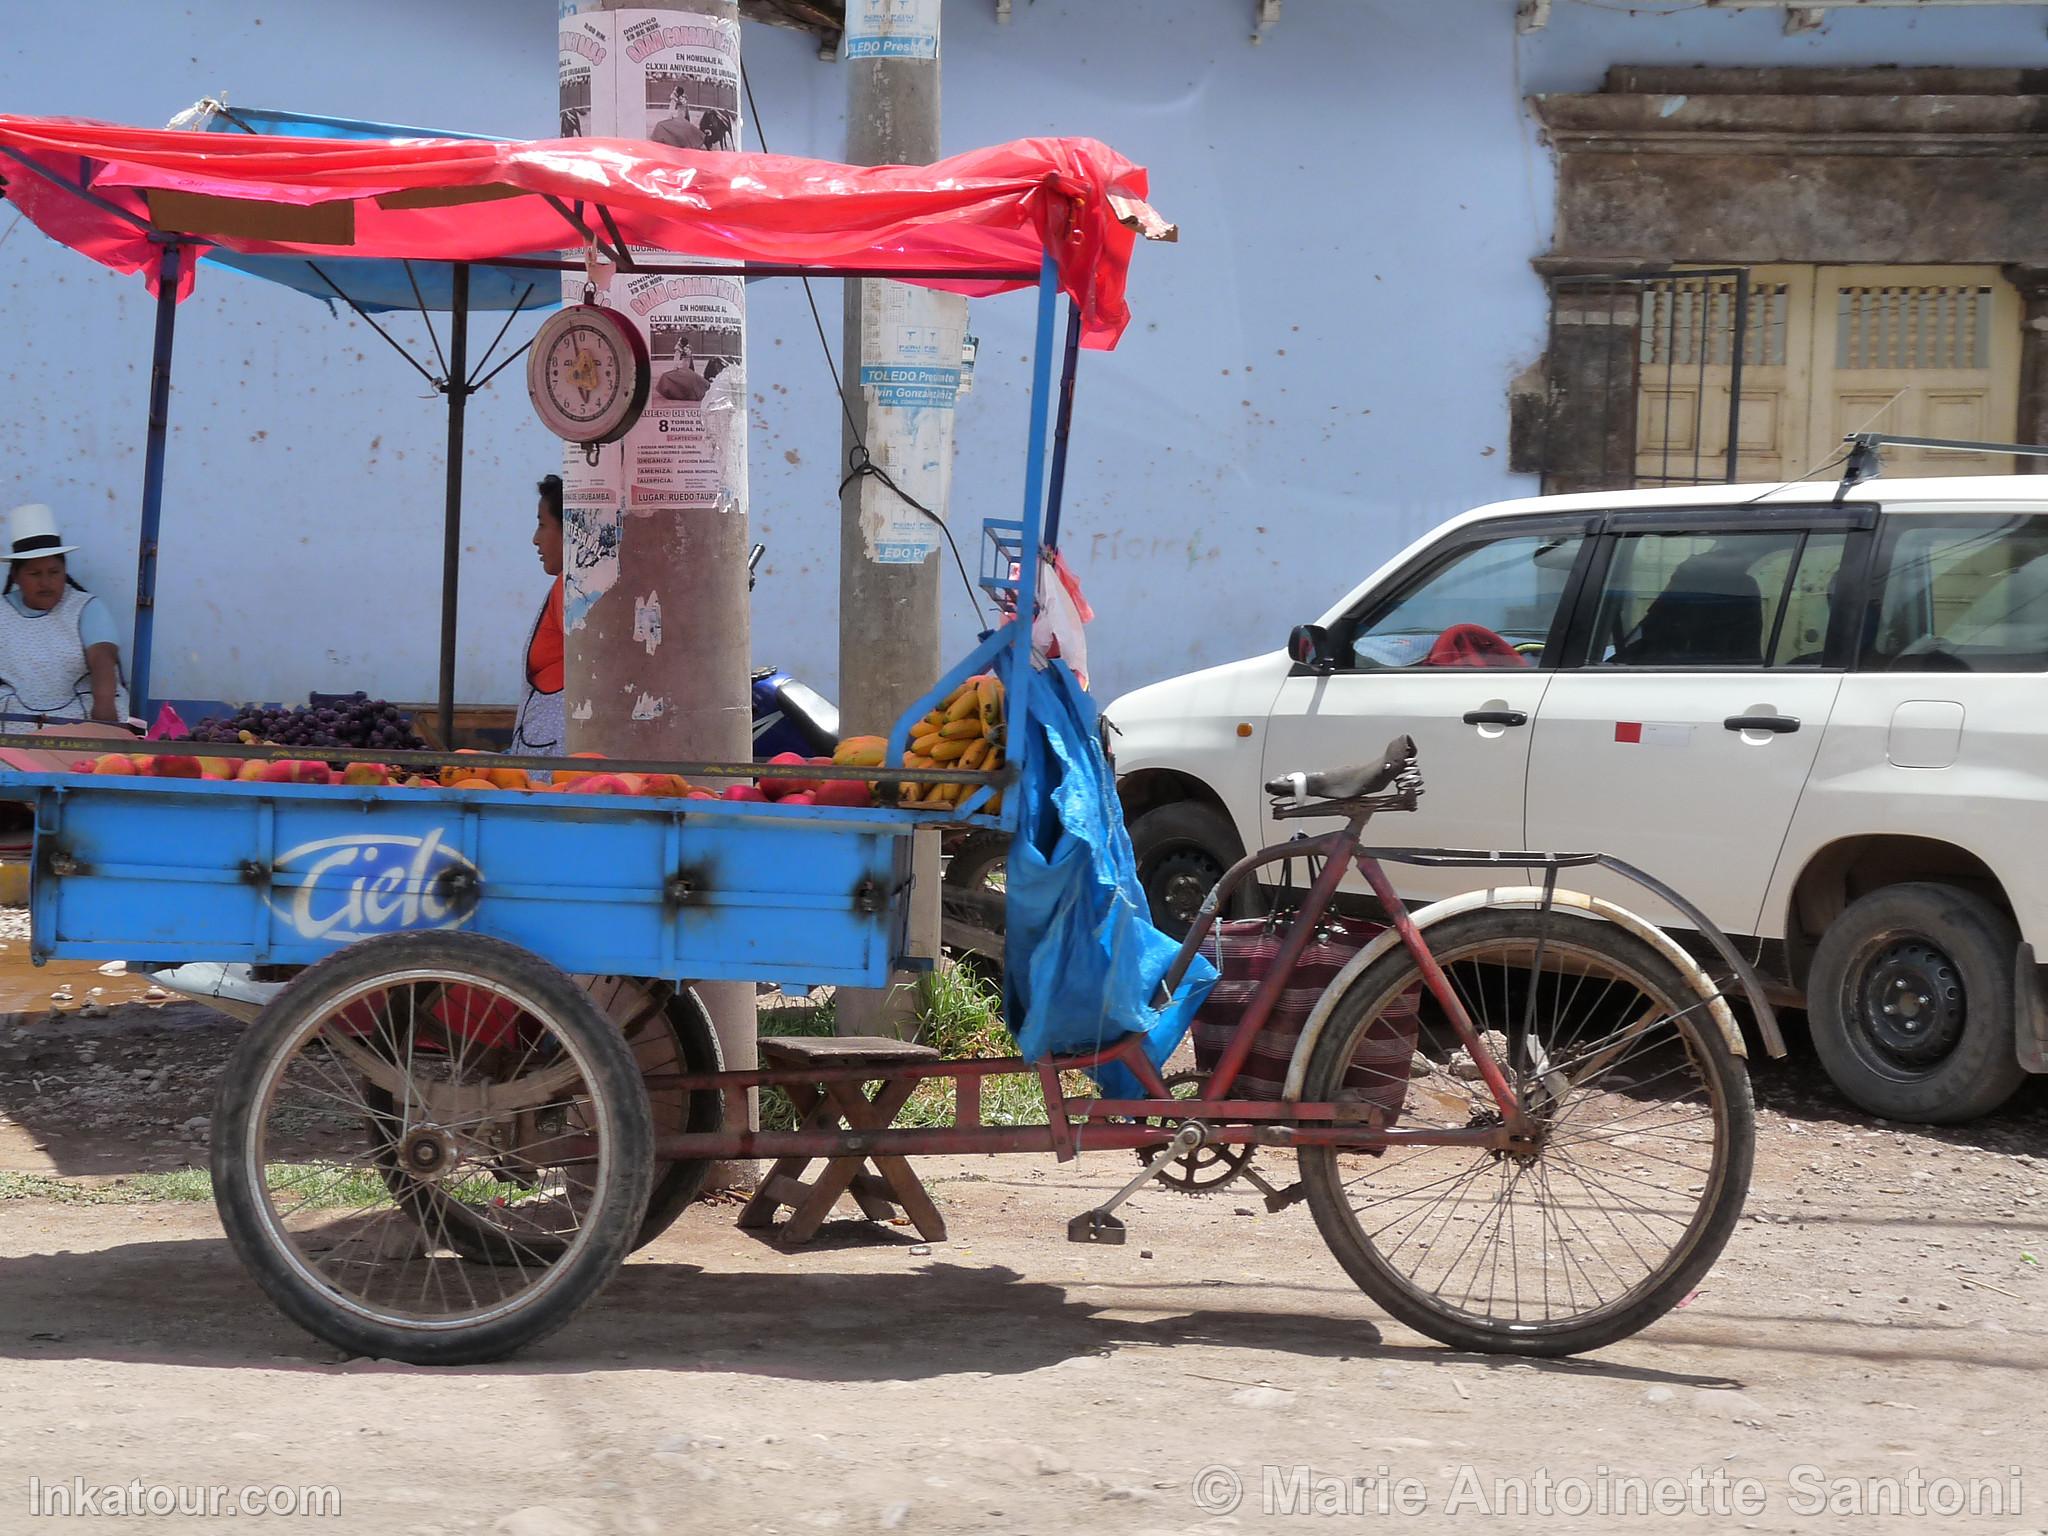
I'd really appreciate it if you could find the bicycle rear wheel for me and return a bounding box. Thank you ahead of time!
[1299,906,1753,1356]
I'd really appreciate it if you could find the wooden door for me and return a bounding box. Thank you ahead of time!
[1636,265,2020,486]
[1636,269,1814,487]
[1809,266,2022,477]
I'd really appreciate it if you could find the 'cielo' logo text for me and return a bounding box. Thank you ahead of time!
[271,829,480,943]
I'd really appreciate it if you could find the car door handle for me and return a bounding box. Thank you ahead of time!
[1462,709,1528,727]
[1724,714,1800,734]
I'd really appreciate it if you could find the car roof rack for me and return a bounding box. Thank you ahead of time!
[1833,432,2048,504]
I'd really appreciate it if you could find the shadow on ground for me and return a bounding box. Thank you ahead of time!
[0,1231,1765,1391]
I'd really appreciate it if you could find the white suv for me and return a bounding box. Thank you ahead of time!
[1105,474,2048,1124]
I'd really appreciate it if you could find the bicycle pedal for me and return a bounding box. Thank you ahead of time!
[1067,1209,1127,1245]
[1262,1181,1306,1213]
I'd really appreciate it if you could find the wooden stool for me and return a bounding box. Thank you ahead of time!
[738,1036,949,1245]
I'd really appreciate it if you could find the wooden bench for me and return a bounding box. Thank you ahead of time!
[737,1036,949,1245]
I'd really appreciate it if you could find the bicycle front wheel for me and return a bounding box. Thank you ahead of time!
[1300,906,1754,1356]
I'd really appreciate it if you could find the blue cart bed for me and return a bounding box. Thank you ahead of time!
[0,773,929,989]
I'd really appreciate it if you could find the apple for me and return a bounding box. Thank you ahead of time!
[148,754,203,779]
[89,753,138,777]
[759,751,821,800]
[813,779,874,808]
[566,773,631,796]
[778,791,818,806]
[236,758,269,783]
[720,784,768,803]
[554,750,609,788]
[340,763,392,787]
[197,756,234,781]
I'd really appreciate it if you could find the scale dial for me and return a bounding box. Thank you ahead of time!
[526,304,651,445]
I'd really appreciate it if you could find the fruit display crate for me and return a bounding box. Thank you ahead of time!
[0,773,924,988]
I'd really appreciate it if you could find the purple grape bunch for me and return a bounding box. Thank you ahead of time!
[190,693,425,753]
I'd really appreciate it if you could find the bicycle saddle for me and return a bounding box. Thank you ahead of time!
[1264,734,1419,802]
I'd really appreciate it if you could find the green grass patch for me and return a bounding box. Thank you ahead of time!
[0,1163,531,1210]
[755,967,1094,1133]
[0,1168,216,1205]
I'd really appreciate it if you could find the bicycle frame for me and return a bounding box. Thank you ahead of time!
[630,789,1782,1167]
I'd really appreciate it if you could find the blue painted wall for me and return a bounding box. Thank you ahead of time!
[5,1,2046,712]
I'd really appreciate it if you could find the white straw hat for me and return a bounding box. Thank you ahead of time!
[5,504,77,561]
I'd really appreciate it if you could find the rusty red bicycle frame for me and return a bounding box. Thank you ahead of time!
[640,800,1551,1166]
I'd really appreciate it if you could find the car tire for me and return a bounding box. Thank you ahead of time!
[1127,800,1254,939]
[1806,881,2028,1125]
[943,832,1008,894]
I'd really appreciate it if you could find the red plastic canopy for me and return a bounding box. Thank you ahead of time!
[0,115,1171,346]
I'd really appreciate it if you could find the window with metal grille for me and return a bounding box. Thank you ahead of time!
[1639,279,1790,368]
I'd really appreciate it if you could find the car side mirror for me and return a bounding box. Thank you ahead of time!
[1288,623,1334,672]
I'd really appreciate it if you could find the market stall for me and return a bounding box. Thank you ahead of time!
[0,113,1764,1373]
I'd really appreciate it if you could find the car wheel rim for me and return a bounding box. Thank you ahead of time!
[1149,848,1222,934]
[1853,938,1965,1070]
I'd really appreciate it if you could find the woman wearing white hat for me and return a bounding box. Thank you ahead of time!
[0,504,126,724]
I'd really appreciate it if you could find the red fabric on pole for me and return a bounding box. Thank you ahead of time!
[0,115,1162,345]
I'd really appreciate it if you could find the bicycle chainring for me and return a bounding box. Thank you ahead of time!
[1135,1070,1255,1193]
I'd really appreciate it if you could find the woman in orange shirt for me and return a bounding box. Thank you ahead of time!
[512,475,566,755]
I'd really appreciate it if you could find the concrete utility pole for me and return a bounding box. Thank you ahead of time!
[836,2,950,1037]
[561,0,755,1082]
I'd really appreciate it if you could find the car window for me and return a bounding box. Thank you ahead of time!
[1346,532,1584,669]
[1588,529,1845,669]
[1864,515,2048,673]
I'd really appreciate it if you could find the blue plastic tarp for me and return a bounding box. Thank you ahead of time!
[1004,661,1216,1098]
[195,104,559,313]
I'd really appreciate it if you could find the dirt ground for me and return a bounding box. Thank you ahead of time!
[2,964,2046,1534]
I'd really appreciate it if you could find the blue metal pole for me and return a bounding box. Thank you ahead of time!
[1003,253,1061,774]
[130,241,182,720]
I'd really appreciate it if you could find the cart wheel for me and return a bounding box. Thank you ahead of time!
[211,932,654,1365]
[584,976,724,1249]
[1298,907,1754,1357]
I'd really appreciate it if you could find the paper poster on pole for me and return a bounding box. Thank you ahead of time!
[562,489,622,639]
[559,8,747,518]
[557,13,601,136]
[622,272,747,512]
[617,7,742,152]
[845,0,941,60]
[858,281,966,565]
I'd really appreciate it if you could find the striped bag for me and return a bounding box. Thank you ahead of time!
[1191,913,1421,1126]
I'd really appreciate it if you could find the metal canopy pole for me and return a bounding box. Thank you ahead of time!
[129,240,183,719]
[437,263,470,748]
[1041,302,1085,550]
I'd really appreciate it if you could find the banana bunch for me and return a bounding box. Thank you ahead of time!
[901,674,1004,809]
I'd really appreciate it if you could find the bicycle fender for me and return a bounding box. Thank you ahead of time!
[1279,885,1747,1102]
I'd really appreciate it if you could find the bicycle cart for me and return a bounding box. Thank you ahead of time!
[0,114,1782,1365]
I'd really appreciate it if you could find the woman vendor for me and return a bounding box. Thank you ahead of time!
[511,475,565,755]
[0,503,126,724]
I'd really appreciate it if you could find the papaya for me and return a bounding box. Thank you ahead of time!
[833,735,887,769]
